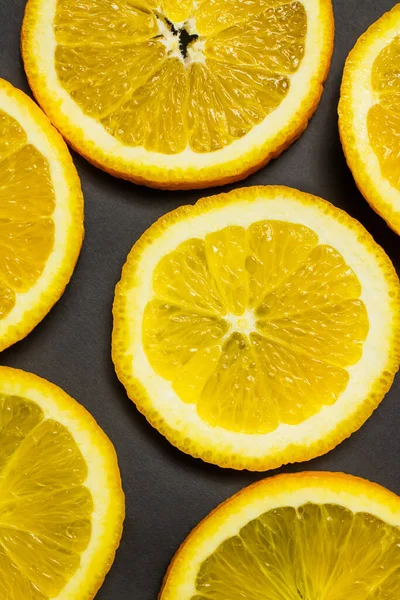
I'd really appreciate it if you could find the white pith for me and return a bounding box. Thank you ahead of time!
[225,310,257,337]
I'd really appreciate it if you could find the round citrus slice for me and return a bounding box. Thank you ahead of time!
[0,78,83,352]
[160,472,400,599]
[22,0,333,190]
[112,185,400,471]
[339,5,400,235]
[0,366,124,600]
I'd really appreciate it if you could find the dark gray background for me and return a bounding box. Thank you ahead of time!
[0,0,399,598]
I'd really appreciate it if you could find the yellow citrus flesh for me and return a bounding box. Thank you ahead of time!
[0,111,55,321]
[54,0,305,154]
[368,35,400,191]
[161,474,400,600]
[0,367,124,600]
[194,504,400,599]
[143,221,369,434]
[0,395,91,598]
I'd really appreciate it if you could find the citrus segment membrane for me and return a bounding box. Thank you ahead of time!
[192,503,400,599]
[54,0,307,153]
[0,394,92,599]
[143,220,369,434]
[368,35,400,191]
[0,110,55,321]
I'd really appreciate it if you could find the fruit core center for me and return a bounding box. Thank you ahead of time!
[226,311,256,334]
[178,27,199,59]
[157,15,202,63]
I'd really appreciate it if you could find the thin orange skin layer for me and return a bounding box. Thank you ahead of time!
[21,0,334,190]
[160,471,400,600]
[0,78,84,352]
[339,4,400,235]
[112,186,400,471]
[0,365,125,600]
[56,114,312,191]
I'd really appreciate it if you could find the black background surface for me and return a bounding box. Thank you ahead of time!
[0,0,400,598]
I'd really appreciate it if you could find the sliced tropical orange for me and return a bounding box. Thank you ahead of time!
[0,366,124,599]
[161,472,400,599]
[0,78,83,352]
[339,4,400,234]
[22,0,333,189]
[113,186,400,470]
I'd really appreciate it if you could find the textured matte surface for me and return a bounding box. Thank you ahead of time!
[0,1,399,598]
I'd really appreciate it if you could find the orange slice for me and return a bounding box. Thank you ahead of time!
[161,472,400,599]
[0,366,124,599]
[0,78,83,352]
[340,4,400,234]
[22,0,333,189]
[113,186,400,470]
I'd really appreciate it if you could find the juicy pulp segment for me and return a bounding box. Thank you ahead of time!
[0,110,55,320]
[195,0,296,36]
[54,0,159,46]
[143,300,229,380]
[192,503,400,599]
[0,394,92,599]
[203,6,306,72]
[143,221,369,434]
[103,57,188,154]
[162,0,193,24]
[368,35,400,191]
[54,0,306,153]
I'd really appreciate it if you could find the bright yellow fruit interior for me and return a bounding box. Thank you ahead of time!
[193,503,400,599]
[0,110,55,320]
[0,394,92,599]
[143,221,369,434]
[54,0,307,153]
[368,35,400,190]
